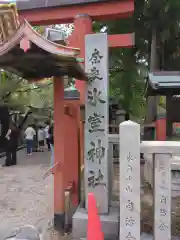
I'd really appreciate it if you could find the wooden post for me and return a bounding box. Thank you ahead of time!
[119,121,140,240]
[68,14,93,103]
[53,76,65,231]
[85,33,109,214]
[154,153,171,240]
[67,15,93,207]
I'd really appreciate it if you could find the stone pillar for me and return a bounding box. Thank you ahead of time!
[108,142,114,204]
[119,121,140,240]
[154,153,171,240]
[53,77,65,231]
[85,33,109,214]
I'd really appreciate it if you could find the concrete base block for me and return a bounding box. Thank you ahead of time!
[72,204,119,240]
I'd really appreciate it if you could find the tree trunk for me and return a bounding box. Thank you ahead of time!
[145,27,159,123]
[18,110,32,130]
[125,112,130,121]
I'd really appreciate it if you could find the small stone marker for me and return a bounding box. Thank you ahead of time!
[154,153,171,240]
[119,121,140,240]
[84,33,109,214]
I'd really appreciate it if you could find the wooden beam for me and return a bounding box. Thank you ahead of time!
[74,33,135,63]
[18,0,134,25]
[108,33,135,48]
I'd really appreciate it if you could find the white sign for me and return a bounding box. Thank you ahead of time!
[84,33,109,214]
[119,121,140,240]
[154,153,171,240]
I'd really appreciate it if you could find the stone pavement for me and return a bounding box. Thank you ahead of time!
[0,149,55,239]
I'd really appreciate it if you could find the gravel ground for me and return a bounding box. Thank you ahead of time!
[4,150,180,239]
[0,149,56,239]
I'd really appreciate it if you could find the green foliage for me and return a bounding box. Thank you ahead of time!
[93,0,180,119]
[0,71,27,110]
[109,48,146,118]
[0,70,53,117]
[28,80,53,111]
[93,18,147,118]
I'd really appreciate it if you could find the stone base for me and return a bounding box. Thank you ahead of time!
[72,203,119,240]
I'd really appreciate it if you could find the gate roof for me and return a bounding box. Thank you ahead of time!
[0,12,86,81]
[17,0,109,10]
[145,72,180,96]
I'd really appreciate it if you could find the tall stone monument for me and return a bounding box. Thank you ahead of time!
[84,33,109,214]
[72,33,119,240]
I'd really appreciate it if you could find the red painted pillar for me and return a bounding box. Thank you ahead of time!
[68,14,93,102]
[156,118,166,141]
[67,14,93,206]
[53,77,65,230]
[63,100,79,205]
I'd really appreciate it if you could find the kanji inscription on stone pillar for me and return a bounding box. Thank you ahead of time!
[85,33,109,214]
[154,153,171,240]
[119,121,140,240]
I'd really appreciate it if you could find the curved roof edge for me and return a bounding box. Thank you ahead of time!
[0,20,80,58]
[17,0,110,11]
[145,72,180,96]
